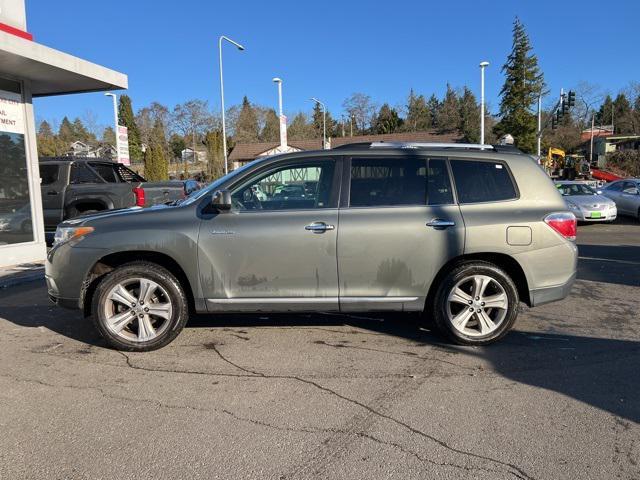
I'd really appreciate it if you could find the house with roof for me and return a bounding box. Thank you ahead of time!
[228,131,463,169]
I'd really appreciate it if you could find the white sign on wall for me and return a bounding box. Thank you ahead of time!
[117,125,130,165]
[0,90,24,135]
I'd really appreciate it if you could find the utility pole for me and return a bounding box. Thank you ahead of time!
[590,113,595,164]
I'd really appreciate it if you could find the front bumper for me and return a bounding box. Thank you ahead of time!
[572,208,617,222]
[45,242,106,310]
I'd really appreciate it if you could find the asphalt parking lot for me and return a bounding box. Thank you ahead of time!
[1,219,639,480]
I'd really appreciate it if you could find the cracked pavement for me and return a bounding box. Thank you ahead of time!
[1,221,639,479]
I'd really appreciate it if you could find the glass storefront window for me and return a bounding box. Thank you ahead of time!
[0,79,34,245]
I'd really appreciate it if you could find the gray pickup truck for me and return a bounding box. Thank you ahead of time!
[39,158,196,231]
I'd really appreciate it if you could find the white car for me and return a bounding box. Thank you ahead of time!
[555,181,617,222]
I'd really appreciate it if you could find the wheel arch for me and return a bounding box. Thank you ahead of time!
[81,250,196,317]
[425,252,531,312]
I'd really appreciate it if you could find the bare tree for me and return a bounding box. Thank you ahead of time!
[171,100,216,162]
[342,93,376,134]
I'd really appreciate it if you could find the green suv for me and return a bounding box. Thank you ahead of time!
[46,143,578,351]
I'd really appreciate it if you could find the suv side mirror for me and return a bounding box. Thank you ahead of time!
[624,187,639,195]
[211,189,232,211]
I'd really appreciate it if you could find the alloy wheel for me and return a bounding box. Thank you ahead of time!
[446,274,509,337]
[102,277,173,342]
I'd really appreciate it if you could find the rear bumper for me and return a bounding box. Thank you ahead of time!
[529,271,576,306]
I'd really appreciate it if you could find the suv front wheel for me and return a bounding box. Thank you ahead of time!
[432,262,519,345]
[91,262,188,351]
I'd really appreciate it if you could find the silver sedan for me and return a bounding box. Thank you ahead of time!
[600,179,640,221]
[555,181,617,222]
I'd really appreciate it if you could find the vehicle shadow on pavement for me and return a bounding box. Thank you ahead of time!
[190,313,640,424]
[577,243,640,287]
[1,284,638,424]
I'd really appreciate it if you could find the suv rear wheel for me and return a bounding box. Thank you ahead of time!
[90,261,188,351]
[432,261,519,345]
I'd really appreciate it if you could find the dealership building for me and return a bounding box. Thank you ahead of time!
[0,0,127,268]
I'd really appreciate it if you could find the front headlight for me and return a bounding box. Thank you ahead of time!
[53,226,94,246]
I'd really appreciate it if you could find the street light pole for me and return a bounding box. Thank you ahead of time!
[479,61,489,146]
[272,77,287,149]
[219,35,245,175]
[310,97,326,149]
[104,93,119,161]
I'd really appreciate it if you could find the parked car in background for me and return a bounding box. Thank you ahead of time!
[39,158,197,232]
[46,142,578,351]
[600,179,640,221]
[0,202,32,233]
[555,181,617,222]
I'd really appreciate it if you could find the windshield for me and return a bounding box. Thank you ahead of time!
[180,158,263,206]
[556,183,597,196]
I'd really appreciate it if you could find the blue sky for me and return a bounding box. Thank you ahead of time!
[28,0,639,130]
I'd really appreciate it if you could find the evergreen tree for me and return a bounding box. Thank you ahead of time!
[426,95,441,129]
[144,119,169,181]
[260,108,280,142]
[72,118,93,144]
[37,120,59,156]
[234,96,260,143]
[204,130,225,180]
[458,87,481,143]
[404,89,430,132]
[169,134,186,162]
[288,112,314,140]
[312,103,336,139]
[437,85,461,133]
[58,117,74,145]
[117,94,143,163]
[613,93,634,134]
[372,103,402,134]
[102,126,116,145]
[495,17,545,153]
[596,95,614,126]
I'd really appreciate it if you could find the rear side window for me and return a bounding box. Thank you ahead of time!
[349,157,427,207]
[39,164,59,185]
[450,160,517,203]
[89,163,119,183]
[70,163,100,184]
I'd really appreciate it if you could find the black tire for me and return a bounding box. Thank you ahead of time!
[431,261,519,346]
[90,261,188,351]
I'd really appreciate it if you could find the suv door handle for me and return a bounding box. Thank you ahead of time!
[426,218,456,228]
[47,191,58,195]
[305,222,335,233]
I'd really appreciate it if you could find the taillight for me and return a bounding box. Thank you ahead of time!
[133,187,145,207]
[544,212,577,241]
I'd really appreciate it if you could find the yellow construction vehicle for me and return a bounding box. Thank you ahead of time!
[544,148,589,180]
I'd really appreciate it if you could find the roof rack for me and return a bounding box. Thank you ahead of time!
[332,142,524,154]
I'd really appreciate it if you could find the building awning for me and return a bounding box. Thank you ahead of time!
[0,31,127,97]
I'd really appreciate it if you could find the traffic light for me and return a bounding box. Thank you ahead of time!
[567,90,576,107]
[561,100,570,115]
[552,116,558,129]
[556,109,563,122]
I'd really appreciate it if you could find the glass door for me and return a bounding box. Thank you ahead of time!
[0,78,34,245]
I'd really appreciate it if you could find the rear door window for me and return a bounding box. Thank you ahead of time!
[450,159,517,203]
[39,164,59,185]
[70,163,100,184]
[89,162,119,183]
[349,157,427,207]
[427,159,454,205]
